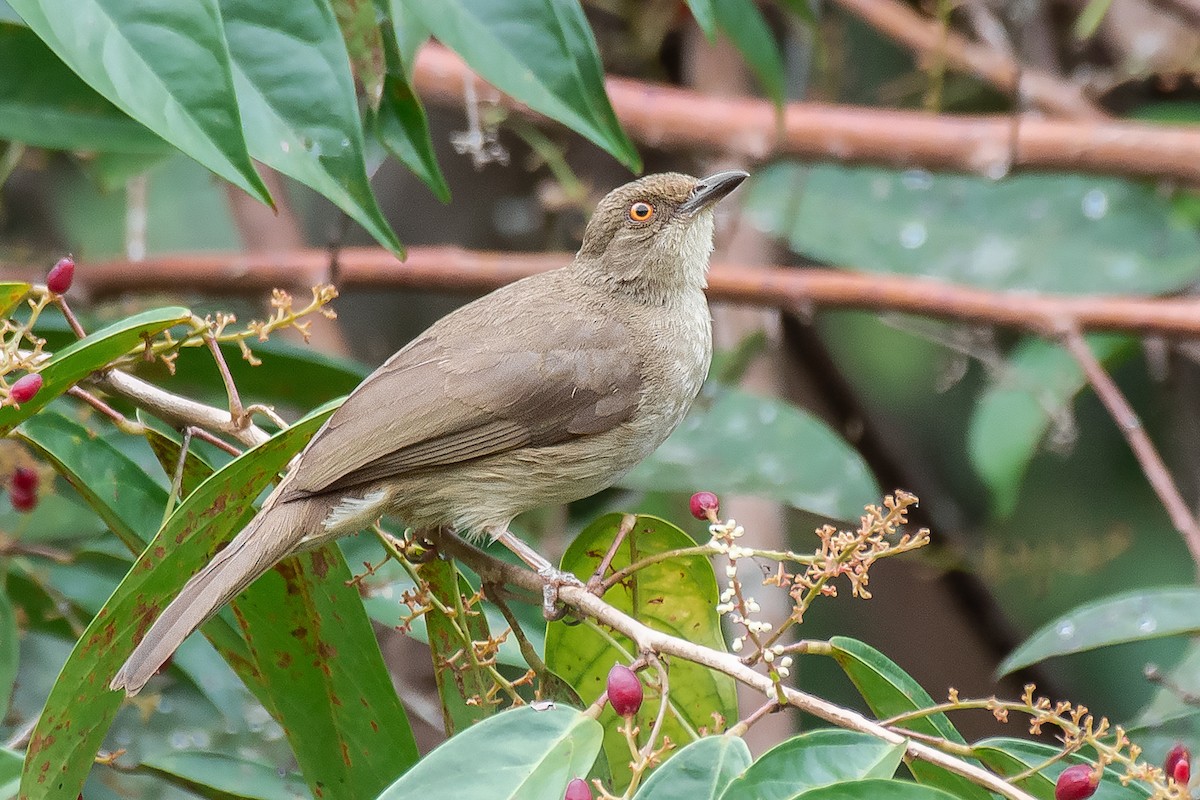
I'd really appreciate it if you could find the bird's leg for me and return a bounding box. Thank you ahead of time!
[491,529,582,621]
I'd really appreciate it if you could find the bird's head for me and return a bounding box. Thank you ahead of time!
[575,170,748,298]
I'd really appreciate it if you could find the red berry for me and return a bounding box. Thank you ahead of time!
[1055,764,1100,800]
[9,373,42,404]
[689,491,720,520]
[47,257,75,294]
[1166,743,1191,784]
[564,778,591,800]
[9,467,38,512]
[606,664,643,717]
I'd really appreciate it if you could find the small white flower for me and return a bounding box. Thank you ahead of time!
[715,602,734,615]
[731,637,744,652]
[777,666,790,678]
[725,564,738,578]
[745,598,761,613]
[779,656,794,668]
[763,649,775,663]
[720,588,735,603]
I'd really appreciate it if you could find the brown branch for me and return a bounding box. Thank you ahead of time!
[1059,329,1200,575]
[439,533,1039,800]
[411,43,1200,184]
[828,0,1103,119]
[83,247,1200,339]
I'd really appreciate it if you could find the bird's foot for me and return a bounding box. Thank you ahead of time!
[538,566,584,622]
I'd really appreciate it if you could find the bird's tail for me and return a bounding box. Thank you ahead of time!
[110,497,325,696]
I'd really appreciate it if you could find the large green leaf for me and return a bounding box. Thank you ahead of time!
[375,705,602,799]
[828,637,990,800]
[633,735,750,800]
[392,0,639,171]
[713,0,784,106]
[140,751,307,800]
[0,306,192,435]
[0,587,17,718]
[420,558,498,734]
[7,0,271,204]
[793,779,964,800]
[0,23,171,153]
[998,587,1200,676]
[968,335,1135,517]
[546,514,738,790]
[974,738,1149,800]
[622,387,878,521]
[746,164,1200,294]
[372,13,449,202]
[1,748,22,800]
[220,0,402,254]
[16,408,331,800]
[718,730,905,800]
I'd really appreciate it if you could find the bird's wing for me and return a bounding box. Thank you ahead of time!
[280,282,641,499]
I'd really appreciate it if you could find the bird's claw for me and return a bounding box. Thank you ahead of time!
[538,566,584,621]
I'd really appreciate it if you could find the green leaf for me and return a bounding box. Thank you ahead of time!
[0,281,29,316]
[376,705,602,799]
[220,0,403,254]
[634,735,750,800]
[0,587,17,717]
[974,738,1150,800]
[622,387,879,521]
[968,335,1134,517]
[1,747,22,800]
[0,306,191,435]
[997,587,1200,676]
[546,514,738,790]
[792,779,963,800]
[828,637,990,800]
[233,545,419,799]
[684,0,716,38]
[372,16,450,202]
[7,0,271,205]
[745,164,1200,294]
[714,0,785,106]
[18,411,179,552]
[392,0,640,171]
[140,751,307,800]
[719,730,905,800]
[420,559,497,734]
[17,407,331,800]
[1073,0,1114,39]
[0,23,172,153]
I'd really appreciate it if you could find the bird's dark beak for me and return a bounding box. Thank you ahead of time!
[678,170,749,215]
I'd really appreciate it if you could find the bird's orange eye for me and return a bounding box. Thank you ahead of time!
[628,201,654,222]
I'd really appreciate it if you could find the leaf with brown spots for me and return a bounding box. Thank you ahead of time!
[15,405,334,800]
[545,514,736,792]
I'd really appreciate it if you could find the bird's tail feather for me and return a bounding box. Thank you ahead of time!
[110,498,324,696]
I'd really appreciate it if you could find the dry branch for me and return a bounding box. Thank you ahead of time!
[411,43,1200,184]
[83,247,1200,339]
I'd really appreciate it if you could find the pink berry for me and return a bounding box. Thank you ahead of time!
[564,778,591,800]
[606,664,643,717]
[9,467,38,512]
[9,373,42,404]
[1055,764,1099,800]
[47,257,75,294]
[689,491,719,521]
[1166,743,1191,784]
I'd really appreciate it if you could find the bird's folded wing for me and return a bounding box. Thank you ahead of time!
[280,300,641,500]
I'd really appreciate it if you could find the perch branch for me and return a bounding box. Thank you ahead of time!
[411,43,1200,183]
[81,248,1200,339]
[439,534,1038,800]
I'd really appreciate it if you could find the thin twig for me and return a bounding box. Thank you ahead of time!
[54,296,87,339]
[66,386,145,436]
[1059,328,1200,574]
[204,333,246,428]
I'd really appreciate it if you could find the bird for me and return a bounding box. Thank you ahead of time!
[110,169,748,695]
